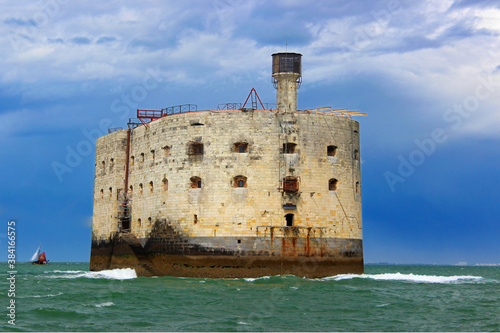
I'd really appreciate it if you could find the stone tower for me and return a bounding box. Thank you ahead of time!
[272,52,302,112]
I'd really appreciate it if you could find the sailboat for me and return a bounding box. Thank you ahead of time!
[31,244,48,265]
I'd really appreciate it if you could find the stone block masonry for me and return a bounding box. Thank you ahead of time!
[90,108,363,277]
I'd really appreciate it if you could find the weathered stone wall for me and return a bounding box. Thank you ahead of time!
[92,130,128,237]
[92,109,362,243]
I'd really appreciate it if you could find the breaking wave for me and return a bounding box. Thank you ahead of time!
[95,302,115,308]
[242,276,271,282]
[321,273,484,284]
[45,268,137,280]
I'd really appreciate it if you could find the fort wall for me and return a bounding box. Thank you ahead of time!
[92,109,361,241]
[91,108,363,277]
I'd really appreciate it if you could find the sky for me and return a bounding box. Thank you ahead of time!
[1,0,499,265]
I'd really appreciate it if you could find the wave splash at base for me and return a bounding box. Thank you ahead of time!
[46,268,137,280]
[323,272,483,284]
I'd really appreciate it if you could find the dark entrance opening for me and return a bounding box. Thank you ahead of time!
[122,219,130,230]
[285,213,294,227]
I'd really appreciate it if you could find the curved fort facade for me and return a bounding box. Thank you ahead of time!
[90,53,364,277]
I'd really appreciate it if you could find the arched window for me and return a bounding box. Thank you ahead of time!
[130,156,135,166]
[137,218,142,227]
[283,143,297,154]
[162,178,168,191]
[190,176,202,189]
[129,185,133,195]
[233,175,247,188]
[100,189,104,199]
[234,142,248,153]
[109,187,113,198]
[329,178,338,191]
[151,150,155,160]
[353,149,359,160]
[327,145,337,157]
[355,181,360,193]
[102,161,105,170]
[140,153,145,162]
[188,142,204,155]
[139,183,143,195]
[149,181,154,192]
[110,158,114,171]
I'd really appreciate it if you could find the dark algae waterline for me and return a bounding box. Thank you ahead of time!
[1,263,498,332]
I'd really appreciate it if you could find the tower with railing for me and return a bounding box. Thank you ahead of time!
[272,52,302,112]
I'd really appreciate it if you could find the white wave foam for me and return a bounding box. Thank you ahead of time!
[30,292,63,298]
[46,268,137,280]
[322,273,483,284]
[95,302,115,308]
[243,276,271,282]
[376,303,390,307]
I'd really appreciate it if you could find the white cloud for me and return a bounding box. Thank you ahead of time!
[1,0,499,140]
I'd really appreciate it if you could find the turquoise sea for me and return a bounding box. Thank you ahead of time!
[0,263,498,332]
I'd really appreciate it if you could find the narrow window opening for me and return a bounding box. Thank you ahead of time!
[285,213,294,227]
[188,142,204,155]
[129,185,133,195]
[110,158,114,171]
[163,146,171,157]
[283,143,297,154]
[283,177,299,193]
[138,218,142,227]
[140,153,145,162]
[356,181,360,193]
[329,178,338,191]
[237,239,241,244]
[100,189,104,199]
[191,122,204,126]
[327,145,337,157]
[194,214,198,224]
[139,183,143,195]
[102,161,105,170]
[147,217,152,226]
[233,175,247,188]
[151,150,155,160]
[190,177,202,189]
[353,149,359,160]
[130,156,135,166]
[109,187,113,198]
[162,178,168,191]
[234,142,248,153]
[149,181,154,193]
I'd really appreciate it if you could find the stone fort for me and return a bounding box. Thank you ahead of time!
[90,53,364,277]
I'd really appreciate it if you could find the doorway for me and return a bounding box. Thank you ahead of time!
[285,213,294,227]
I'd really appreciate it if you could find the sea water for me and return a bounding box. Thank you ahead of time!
[0,263,498,332]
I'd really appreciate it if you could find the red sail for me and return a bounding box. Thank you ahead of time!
[38,252,46,262]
